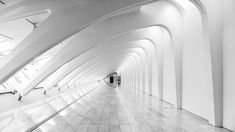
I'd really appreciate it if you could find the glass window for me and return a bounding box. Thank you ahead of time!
[0,12,51,93]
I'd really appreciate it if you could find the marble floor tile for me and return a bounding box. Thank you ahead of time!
[33,84,232,132]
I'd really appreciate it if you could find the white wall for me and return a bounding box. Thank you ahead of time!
[181,2,211,120]
[222,0,235,130]
[151,65,159,97]
[162,41,177,106]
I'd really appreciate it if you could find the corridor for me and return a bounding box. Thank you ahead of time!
[1,0,235,131]
[32,83,230,132]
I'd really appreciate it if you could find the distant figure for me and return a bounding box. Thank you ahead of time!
[118,76,121,86]
[110,76,114,84]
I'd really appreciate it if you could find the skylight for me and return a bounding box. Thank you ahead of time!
[0,11,50,66]
[0,11,50,93]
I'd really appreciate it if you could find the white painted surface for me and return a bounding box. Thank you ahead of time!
[223,0,235,130]
[162,42,177,106]
[0,0,235,131]
[181,2,210,120]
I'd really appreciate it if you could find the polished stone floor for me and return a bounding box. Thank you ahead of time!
[34,83,231,132]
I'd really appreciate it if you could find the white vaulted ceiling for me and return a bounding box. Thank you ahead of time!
[0,0,181,94]
[1,0,233,130]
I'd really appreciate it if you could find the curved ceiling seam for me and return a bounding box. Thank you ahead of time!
[187,0,206,16]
